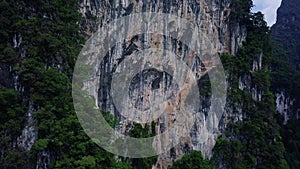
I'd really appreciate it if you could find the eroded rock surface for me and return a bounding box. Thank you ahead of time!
[79,0,246,168]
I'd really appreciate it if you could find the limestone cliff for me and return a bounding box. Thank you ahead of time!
[271,0,300,122]
[78,0,247,168]
[0,0,249,168]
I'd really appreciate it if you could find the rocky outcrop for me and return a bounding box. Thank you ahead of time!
[0,0,248,168]
[80,0,246,54]
[78,0,247,168]
[275,91,294,124]
[271,0,300,121]
[17,102,37,151]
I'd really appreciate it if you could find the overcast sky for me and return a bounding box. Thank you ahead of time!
[252,0,282,26]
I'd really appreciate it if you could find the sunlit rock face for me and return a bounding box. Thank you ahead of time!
[275,91,294,124]
[79,0,246,168]
[80,0,245,54]
[17,102,37,151]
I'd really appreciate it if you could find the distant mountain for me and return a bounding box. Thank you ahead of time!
[271,1,300,168]
[272,0,300,70]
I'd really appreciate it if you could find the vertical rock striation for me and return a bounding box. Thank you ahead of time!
[79,0,247,168]
[275,91,294,124]
[17,102,37,151]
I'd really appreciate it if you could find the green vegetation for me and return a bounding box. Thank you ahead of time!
[169,6,293,169]
[230,0,253,24]
[0,0,130,168]
[0,88,25,168]
[281,119,300,169]
[212,6,289,169]
[269,7,300,168]
[127,122,158,169]
[170,151,213,169]
[0,0,299,168]
[270,28,300,169]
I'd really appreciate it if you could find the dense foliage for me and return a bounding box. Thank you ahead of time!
[270,18,300,169]
[0,88,25,169]
[271,0,300,70]
[0,0,299,168]
[211,8,290,169]
[270,2,300,167]
[230,0,253,24]
[0,0,139,168]
[170,151,213,169]
[269,0,300,167]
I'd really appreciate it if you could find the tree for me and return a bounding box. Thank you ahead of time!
[171,151,213,169]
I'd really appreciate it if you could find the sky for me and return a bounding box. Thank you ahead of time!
[252,0,282,26]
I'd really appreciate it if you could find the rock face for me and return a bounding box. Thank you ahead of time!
[275,91,294,124]
[17,102,37,151]
[79,0,246,168]
[271,0,300,121]
[80,0,246,54]
[272,0,300,70]
[0,1,247,168]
